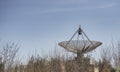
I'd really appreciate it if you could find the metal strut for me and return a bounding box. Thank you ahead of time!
[65,25,94,52]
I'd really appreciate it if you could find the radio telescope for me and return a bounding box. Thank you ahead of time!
[58,26,102,59]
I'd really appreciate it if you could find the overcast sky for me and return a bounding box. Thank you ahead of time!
[0,0,120,63]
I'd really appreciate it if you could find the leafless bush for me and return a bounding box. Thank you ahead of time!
[99,42,120,72]
[0,41,19,72]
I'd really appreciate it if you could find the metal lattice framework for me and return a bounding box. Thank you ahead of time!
[58,26,102,56]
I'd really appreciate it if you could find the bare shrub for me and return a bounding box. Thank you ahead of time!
[0,41,19,72]
[99,43,116,72]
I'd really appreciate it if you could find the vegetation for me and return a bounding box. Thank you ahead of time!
[0,41,120,72]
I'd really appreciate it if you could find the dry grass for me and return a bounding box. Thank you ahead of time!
[0,41,119,72]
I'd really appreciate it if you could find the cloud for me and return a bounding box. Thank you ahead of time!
[38,2,117,14]
[39,7,80,13]
[50,0,89,5]
[97,2,117,9]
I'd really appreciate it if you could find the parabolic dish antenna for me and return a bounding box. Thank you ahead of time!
[58,25,102,57]
[58,40,102,54]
